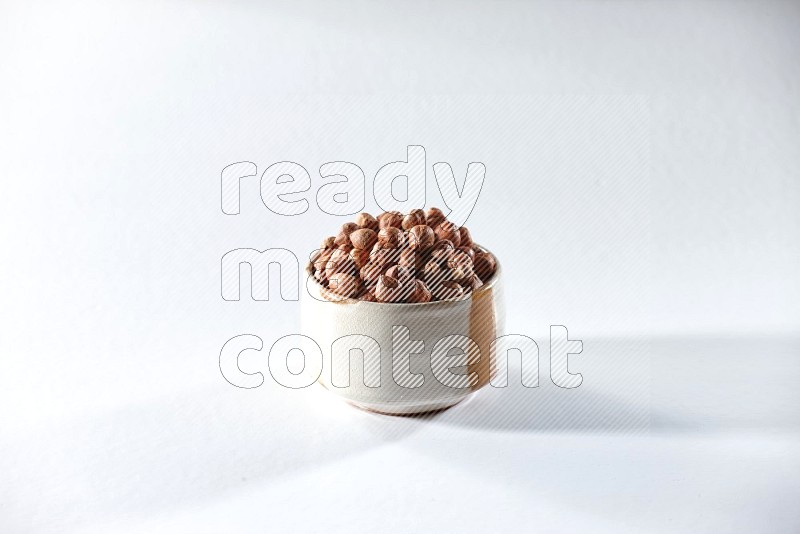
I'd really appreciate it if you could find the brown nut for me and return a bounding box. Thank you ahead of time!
[327,272,359,298]
[321,236,336,249]
[378,211,403,229]
[360,262,382,284]
[408,279,432,303]
[334,222,360,246]
[457,246,476,261]
[313,248,334,271]
[431,280,464,301]
[402,209,426,230]
[465,274,484,291]
[408,224,435,250]
[350,248,370,269]
[459,226,474,248]
[426,207,446,229]
[446,250,474,281]
[398,248,422,272]
[370,246,401,266]
[432,239,454,251]
[473,252,497,282]
[430,247,455,266]
[377,226,402,248]
[355,212,379,231]
[349,228,378,250]
[375,274,413,303]
[360,289,378,302]
[384,264,412,284]
[333,232,349,247]
[424,260,449,285]
[434,221,462,247]
[326,249,356,278]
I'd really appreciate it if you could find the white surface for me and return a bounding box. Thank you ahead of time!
[1,1,799,532]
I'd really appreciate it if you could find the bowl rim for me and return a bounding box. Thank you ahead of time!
[305,242,502,307]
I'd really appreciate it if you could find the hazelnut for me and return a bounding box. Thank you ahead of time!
[370,247,401,268]
[408,224,435,250]
[446,250,474,281]
[313,208,496,303]
[402,209,426,230]
[457,246,476,261]
[430,247,455,266]
[434,221,461,247]
[349,228,378,250]
[326,248,356,278]
[378,211,403,229]
[355,212,378,231]
[459,226,474,248]
[473,252,496,282]
[327,272,359,298]
[341,222,360,235]
[408,279,432,303]
[398,248,422,272]
[360,262,382,284]
[432,239,454,251]
[350,248,370,269]
[313,248,333,273]
[360,289,378,302]
[384,264,412,284]
[333,232,349,247]
[465,274,484,291]
[431,280,465,301]
[424,260,448,285]
[375,274,413,303]
[377,226,402,248]
[426,207,446,229]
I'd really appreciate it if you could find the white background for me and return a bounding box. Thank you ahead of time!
[1,1,799,532]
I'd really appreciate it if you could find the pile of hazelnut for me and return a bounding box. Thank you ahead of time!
[310,208,497,303]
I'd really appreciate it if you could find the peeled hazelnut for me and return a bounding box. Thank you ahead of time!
[327,272,359,298]
[355,212,379,231]
[426,207,446,228]
[402,209,426,230]
[408,279,432,303]
[473,252,497,282]
[431,280,464,301]
[349,228,378,250]
[434,221,461,247]
[321,236,336,249]
[350,248,370,269]
[459,226,474,248]
[377,226,402,248]
[375,274,413,303]
[408,224,435,250]
[457,246,476,261]
[378,211,403,229]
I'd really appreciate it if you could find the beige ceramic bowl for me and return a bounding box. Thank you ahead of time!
[301,246,504,415]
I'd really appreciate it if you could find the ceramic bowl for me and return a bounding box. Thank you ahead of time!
[301,246,504,415]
